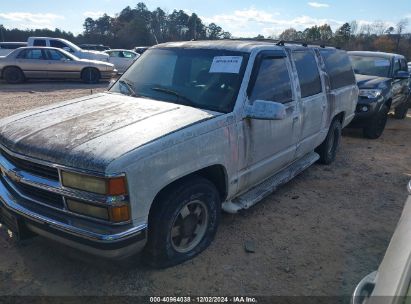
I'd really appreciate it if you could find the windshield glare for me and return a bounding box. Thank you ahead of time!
[350,55,391,78]
[109,48,249,113]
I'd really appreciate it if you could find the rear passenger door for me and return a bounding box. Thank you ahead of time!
[238,51,300,191]
[291,50,326,157]
[16,48,48,78]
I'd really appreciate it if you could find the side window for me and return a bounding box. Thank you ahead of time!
[47,49,70,60]
[33,39,46,46]
[50,40,72,52]
[249,56,293,104]
[109,51,119,57]
[17,49,45,60]
[400,59,408,72]
[319,50,356,90]
[393,59,401,74]
[123,51,135,58]
[293,51,322,98]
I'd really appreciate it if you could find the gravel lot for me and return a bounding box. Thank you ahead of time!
[0,82,410,298]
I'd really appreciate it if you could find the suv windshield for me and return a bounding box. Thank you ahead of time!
[349,55,391,78]
[109,48,249,113]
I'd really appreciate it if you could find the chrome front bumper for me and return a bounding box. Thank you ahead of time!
[0,146,147,259]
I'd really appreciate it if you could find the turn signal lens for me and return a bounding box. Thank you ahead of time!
[109,205,130,222]
[108,177,127,196]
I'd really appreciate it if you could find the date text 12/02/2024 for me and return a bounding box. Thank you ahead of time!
[149,297,258,303]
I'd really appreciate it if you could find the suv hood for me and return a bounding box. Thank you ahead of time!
[0,93,218,172]
[355,74,391,89]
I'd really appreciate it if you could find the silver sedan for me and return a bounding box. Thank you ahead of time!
[0,47,117,84]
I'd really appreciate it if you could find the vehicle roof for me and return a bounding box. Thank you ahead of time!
[8,46,77,59]
[28,37,67,40]
[348,51,404,59]
[106,49,137,53]
[0,42,27,45]
[153,40,337,53]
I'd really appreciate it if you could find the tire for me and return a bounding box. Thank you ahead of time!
[3,67,25,84]
[363,105,389,139]
[394,101,408,119]
[81,68,100,83]
[143,176,221,268]
[316,118,342,165]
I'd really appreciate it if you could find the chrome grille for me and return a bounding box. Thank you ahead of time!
[0,174,64,210]
[0,149,59,180]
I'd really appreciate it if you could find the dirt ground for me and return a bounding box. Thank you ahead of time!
[0,81,410,298]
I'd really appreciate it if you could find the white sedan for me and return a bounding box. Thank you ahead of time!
[105,49,140,74]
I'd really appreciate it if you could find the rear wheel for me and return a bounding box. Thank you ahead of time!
[394,100,409,119]
[81,68,100,83]
[316,118,342,165]
[3,67,25,84]
[143,176,221,268]
[363,105,389,139]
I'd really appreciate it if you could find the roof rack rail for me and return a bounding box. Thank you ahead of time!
[229,38,338,49]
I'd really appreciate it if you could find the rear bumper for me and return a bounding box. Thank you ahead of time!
[0,174,147,259]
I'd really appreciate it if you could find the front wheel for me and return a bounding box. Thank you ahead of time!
[316,118,342,165]
[363,105,389,139]
[143,176,221,268]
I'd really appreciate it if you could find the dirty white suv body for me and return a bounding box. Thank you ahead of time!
[0,41,358,266]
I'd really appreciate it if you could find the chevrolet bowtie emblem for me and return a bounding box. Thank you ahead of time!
[6,170,21,183]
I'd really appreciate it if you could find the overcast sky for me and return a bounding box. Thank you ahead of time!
[0,0,410,37]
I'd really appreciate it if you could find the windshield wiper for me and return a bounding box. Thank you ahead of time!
[118,79,137,97]
[151,86,195,107]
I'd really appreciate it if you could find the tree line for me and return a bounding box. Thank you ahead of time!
[0,2,231,48]
[0,3,410,59]
[275,19,411,59]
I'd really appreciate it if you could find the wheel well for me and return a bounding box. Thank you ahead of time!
[81,67,100,77]
[1,65,24,78]
[333,111,345,124]
[150,165,228,210]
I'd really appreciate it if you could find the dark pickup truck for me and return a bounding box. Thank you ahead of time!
[348,51,410,139]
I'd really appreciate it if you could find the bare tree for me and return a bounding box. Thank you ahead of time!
[396,18,409,51]
[349,20,358,37]
[371,20,387,36]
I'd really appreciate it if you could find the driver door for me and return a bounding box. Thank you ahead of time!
[237,51,300,191]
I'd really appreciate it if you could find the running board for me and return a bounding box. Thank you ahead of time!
[222,152,320,213]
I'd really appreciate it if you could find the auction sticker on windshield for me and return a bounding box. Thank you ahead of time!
[209,56,243,73]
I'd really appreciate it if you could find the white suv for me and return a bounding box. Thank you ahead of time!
[27,37,109,62]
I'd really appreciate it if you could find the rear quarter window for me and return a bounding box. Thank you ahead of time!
[292,51,322,98]
[319,50,356,90]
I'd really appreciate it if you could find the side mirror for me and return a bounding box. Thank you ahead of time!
[244,100,287,120]
[394,71,410,80]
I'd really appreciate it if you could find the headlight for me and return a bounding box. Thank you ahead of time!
[359,89,382,99]
[61,171,127,196]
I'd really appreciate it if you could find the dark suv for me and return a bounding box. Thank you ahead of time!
[348,51,410,139]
